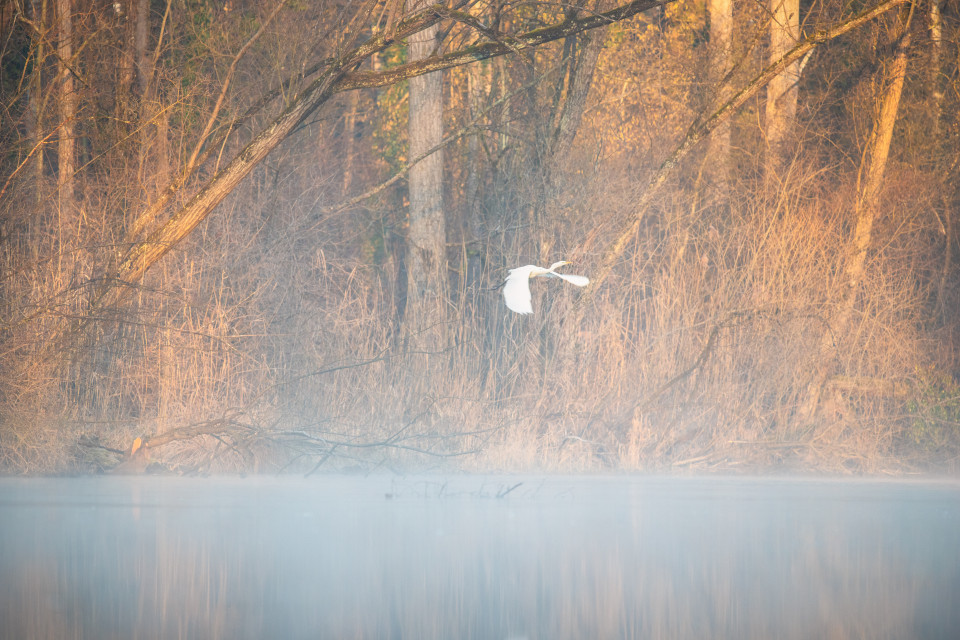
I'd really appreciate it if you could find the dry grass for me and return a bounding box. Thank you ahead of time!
[3,132,957,475]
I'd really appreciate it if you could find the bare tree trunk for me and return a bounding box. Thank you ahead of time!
[56,0,75,215]
[836,5,913,339]
[153,106,171,194]
[465,63,485,288]
[340,91,360,197]
[552,31,604,160]
[116,0,135,112]
[496,56,511,156]
[135,0,168,197]
[707,0,732,196]
[135,0,151,97]
[158,325,174,432]
[28,0,48,204]
[403,0,447,338]
[929,0,943,138]
[937,192,953,322]
[798,2,914,422]
[765,0,800,179]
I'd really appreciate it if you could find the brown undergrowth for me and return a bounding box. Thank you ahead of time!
[1,1,957,475]
[2,153,957,475]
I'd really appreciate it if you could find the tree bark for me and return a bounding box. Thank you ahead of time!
[28,0,48,203]
[552,30,604,160]
[929,0,943,138]
[707,0,732,195]
[56,0,75,215]
[404,0,447,336]
[464,62,485,290]
[117,0,135,111]
[340,90,360,197]
[134,0,151,96]
[765,0,800,179]
[134,0,171,197]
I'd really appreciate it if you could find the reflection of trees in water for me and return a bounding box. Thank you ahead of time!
[0,477,953,638]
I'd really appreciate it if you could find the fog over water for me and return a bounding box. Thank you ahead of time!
[1,475,958,639]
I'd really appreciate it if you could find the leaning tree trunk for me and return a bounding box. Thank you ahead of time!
[798,2,915,423]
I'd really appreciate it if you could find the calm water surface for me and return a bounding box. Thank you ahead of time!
[0,475,958,639]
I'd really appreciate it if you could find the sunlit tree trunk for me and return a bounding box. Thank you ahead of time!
[835,4,914,350]
[403,0,447,337]
[765,0,799,179]
[929,0,943,138]
[707,0,732,195]
[56,0,75,215]
[799,3,914,422]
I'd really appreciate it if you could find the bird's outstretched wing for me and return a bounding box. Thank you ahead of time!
[553,273,589,287]
[503,269,534,314]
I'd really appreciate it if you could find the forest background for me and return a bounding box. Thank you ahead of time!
[0,0,958,474]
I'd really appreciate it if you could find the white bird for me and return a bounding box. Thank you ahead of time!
[503,261,589,314]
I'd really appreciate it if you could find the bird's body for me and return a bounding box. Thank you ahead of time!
[503,261,589,314]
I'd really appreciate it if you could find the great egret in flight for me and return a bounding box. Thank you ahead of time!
[503,261,589,314]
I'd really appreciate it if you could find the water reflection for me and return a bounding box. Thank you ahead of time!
[1,476,958,639]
